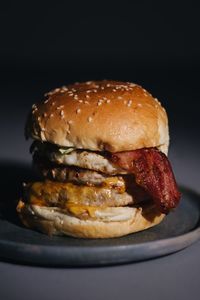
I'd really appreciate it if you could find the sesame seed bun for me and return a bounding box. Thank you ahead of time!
[26,80,169,153]
[17,201,165,238]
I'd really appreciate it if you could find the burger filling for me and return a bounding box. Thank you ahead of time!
[30,141,127,174]
[18,141,180,221]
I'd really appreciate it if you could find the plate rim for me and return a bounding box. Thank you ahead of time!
[0,186,200,266]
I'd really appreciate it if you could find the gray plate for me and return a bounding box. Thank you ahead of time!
[0,187,200,266]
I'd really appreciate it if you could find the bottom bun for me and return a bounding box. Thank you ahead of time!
[17,201,165,238]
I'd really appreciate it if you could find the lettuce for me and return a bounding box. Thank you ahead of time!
[58,147,74,155]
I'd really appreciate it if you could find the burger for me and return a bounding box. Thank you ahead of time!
[17,80,181,238]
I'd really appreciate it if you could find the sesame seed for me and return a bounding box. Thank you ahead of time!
[68,120,73,124]
[68,93,73,97]
[84,101,89,104]
[93,89,97,93]
[60,110,64,117]
[129,83,136,87]
[101,86,105,90]
[154,98,161,105]
[50,113,54,117]
[37,117,41,121]
[56,105,64,110]
[43,112,47,117]
[76,108,81,114]
[60,220,64,225]
[44,99,49,104]
[41,128,46,131]
[78,100,83,103]
[106,99,110,103]
[118,96,122,100]
[86,81,92,85]
[74,95,78,100]
[106,83,111,87]
[32,104,37,110]
[88,116,93,122]
[127,100,132,107]
[112,89,116,92]
[97,99,103,106]
[31,210,35,215]
[51,102,55,106]
[86,90,92,93]
[62,86,68,91]
[86,94,90,99]
[137,103,142,107]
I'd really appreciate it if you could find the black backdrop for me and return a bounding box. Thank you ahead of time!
[1,0,200,142]
[1,1,200,70]
[1,0,199,162]
[1,2,200,300]
[1,1,200,154]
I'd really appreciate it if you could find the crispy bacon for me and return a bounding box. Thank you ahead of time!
[111,148,181,213]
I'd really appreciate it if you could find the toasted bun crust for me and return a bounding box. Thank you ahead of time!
[17,201,165,238]
[26,80,169,153]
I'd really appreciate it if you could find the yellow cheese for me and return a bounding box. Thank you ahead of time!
[66,203,98,218]
[16,199,25,212]
[27,180,114,207]
[103,177,125,192]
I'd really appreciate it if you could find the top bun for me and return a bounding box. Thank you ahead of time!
[26,80,169,153]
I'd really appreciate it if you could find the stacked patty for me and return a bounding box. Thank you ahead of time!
[23,142,150,221]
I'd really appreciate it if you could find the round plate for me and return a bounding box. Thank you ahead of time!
[0,187,200,266]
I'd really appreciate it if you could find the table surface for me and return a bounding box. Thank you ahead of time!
[0,82,200,300]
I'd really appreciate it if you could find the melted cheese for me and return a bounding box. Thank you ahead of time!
[28,180,112,204]
[29,195,47,206]
[24,180,133,218]
[103,177,125,192]
[66,203,98,218]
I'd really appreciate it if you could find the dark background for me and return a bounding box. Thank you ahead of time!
[1,0,200,163]
[0,1,200,300]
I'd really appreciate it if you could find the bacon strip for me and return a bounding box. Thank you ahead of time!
[111,148,181,213]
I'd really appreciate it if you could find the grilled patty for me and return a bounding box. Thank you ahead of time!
[24,180,138,208]
[31,141,126,175]
[34,157,126,190]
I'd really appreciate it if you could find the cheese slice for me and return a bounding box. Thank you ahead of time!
[24,180,133,208]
